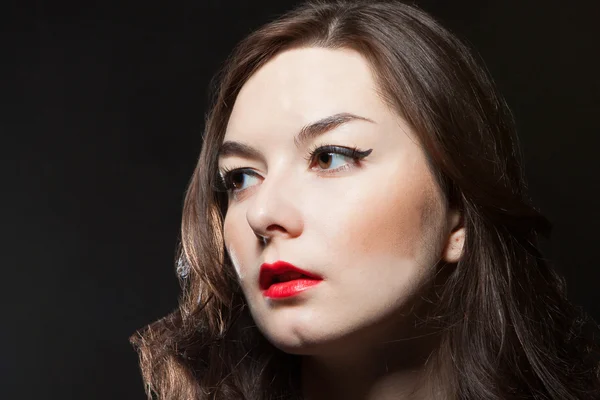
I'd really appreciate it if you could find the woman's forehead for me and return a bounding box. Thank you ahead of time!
[225,47,386,136]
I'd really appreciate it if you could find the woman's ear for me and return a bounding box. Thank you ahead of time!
[442,210,465,263]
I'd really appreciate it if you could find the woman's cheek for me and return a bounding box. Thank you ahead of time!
[348,176,441,266]
[227,246,244,280]
[223,216,247,281]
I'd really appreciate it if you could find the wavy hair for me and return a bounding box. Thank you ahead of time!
[130,1,600,398]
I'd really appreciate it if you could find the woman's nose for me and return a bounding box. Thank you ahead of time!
[245,166,304,245]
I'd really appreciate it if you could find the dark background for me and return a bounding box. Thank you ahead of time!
[3,0,599,398]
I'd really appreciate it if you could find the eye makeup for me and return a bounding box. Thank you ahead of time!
[215,143,373,195]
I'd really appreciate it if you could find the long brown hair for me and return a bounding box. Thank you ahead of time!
[130,1,600,398]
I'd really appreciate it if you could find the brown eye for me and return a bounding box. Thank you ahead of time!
[218,168,261,194]
[316,152,334,169]
[305,145,373,173]
[310,150,356,172]
[230,172,245,190]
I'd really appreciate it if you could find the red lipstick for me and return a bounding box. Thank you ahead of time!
[259,261,322,299]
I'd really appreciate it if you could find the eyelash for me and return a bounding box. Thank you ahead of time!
[216,144,373,195]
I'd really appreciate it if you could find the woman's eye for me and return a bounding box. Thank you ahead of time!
[219,169,260,193]
[307,145,372,173]
[218,145,372,195]
[312,151,353,171]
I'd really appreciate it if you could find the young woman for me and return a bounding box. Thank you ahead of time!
[130,1,600,399]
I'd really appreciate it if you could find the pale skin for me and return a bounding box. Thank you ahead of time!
[218,47,465,399]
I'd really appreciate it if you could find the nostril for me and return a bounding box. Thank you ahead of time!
[256,234,269,245]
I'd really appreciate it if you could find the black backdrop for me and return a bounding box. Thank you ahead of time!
[3,0,599,399]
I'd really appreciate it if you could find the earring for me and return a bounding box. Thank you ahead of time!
[176,256,190,279]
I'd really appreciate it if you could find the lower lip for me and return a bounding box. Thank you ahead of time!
[262,279,322,299]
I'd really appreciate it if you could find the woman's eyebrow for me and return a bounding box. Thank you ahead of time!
[217,112,375,163]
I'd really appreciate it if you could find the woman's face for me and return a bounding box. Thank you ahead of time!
[218,47,464,355]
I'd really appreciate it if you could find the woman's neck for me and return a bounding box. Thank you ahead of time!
[300,322,443,400]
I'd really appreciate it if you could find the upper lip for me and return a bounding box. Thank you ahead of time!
[259,260,322,290]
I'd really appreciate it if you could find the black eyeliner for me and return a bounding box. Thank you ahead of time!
[217,144,373,193]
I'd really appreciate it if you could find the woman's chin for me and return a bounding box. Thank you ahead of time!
[262,326,361,357]
[264,332,324,356]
